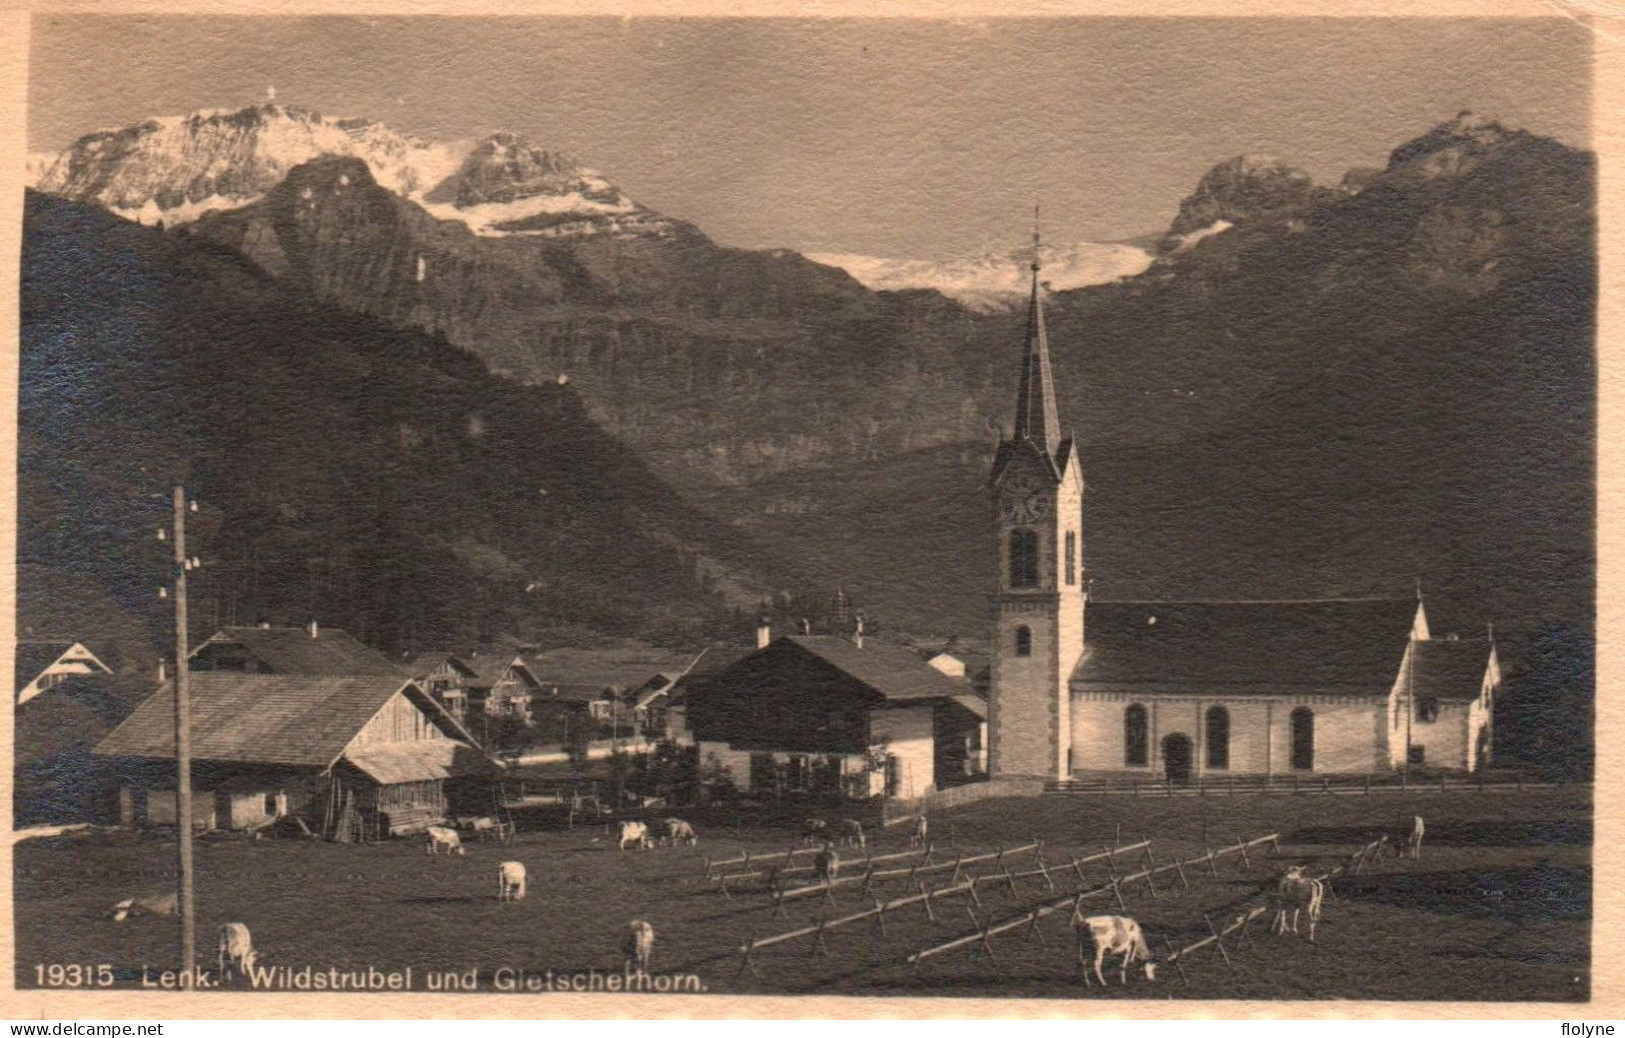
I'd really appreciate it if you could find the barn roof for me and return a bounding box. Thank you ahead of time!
[195,626,401,677]
[529,648,695,694]
[17,675,134,765]
[1410,639,1496,701]
[462,650,539,690]
[1072,598,1423,694]
[94,673,462,768]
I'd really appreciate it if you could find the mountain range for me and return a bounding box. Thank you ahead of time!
[24,104,1595,767]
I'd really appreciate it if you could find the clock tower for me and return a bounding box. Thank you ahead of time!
[987,218,1084,781]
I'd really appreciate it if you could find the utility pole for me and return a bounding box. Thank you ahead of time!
[171,486,196,985]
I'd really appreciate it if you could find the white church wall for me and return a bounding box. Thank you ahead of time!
[1072,693,1389,776]
[870,703,936,798]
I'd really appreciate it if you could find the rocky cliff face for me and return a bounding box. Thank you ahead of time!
[1158,154,1338,253]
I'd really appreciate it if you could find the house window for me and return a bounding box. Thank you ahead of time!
[1290,708,1315,771]
[1065,532,1077,586]
[1417,698,1440,723]
[1408,746,1426,765]
[1124,704,1148,767]
[1009,529,1039,588]
[1205,706,1230,770]
[263,793,278,816]
[1014,626,1033,657]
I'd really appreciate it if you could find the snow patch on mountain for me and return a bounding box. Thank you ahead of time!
[1169,219,1233,253]
[808,241,1154,311]
[33,102,670,241]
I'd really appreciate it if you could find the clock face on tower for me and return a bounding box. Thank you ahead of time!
[999,473,1051,523]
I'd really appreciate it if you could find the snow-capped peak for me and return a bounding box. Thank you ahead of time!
[807,240,1154,311]
[32,102,670,240]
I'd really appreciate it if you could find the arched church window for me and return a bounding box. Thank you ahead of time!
[1014,626,1032,657]
[1124,704,1148,766]
[1291,707,1315,771]
[1205,706,1230,770]
[1009,529,1039,588]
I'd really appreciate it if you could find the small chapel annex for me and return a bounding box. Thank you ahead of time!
[986,227,1499,783]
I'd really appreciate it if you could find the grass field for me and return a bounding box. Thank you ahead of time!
[14,787,1591,1001]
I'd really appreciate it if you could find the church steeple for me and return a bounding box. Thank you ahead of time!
[1012,205,1062,456]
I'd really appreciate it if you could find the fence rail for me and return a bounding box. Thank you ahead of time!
[1045,773,1571,798]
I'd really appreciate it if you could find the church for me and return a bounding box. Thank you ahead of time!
[987,235,1500,783]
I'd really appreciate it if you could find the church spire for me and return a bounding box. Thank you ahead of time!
[1013,203,1062,456]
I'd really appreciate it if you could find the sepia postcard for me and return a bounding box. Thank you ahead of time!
[0,0,1615,1020]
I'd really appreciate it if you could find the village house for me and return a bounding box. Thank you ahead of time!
[15,639,112,705]
[526,647,697,741]
[684,628,987,799]
[663,641,760,743]
[462,648,544,719]
[982,236,1500,782]
[96,672,498,840]
[190,622,402,677]
[400,651,480,719]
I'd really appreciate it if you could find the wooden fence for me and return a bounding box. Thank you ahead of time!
[1045,772,1569,798]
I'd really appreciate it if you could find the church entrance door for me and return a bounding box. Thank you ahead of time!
[1162,734,1193,785]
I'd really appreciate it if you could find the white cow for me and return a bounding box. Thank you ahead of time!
[1406,816,1426,860]
[665,818,698,847]
[909,814,929,848]
[426,826,465,856]
[802,818,828,846]
[623,919,656,973]
[110,892,178,922]
[813,843,840,883]
[498,861,527,902]
[1074,913,1156,987]
[1270,866,1326,941]
[619,820,652,851]
[840,819,866,850]
[218,922,256,979]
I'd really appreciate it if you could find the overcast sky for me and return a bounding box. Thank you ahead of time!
[28,16,1590,257]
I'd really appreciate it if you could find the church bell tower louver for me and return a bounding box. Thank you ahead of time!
[987,210,1085,781]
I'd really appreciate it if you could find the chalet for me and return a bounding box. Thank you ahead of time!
[463,649,544,719]
[15,674,133,826]
[191,622,401,677]
[527,648,697,738]
[685,632,987,799]
[96,673,497,840]
[15,639,112,705]
[663,643,757,741]
[401,651,480,719]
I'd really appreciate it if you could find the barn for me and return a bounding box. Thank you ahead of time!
[95,672,499,840]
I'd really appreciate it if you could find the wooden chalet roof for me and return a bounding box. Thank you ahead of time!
[401,651,478,680]
[1072,598,1423,694]
[1410,639,1496,702]
[529,648,695,696]
[195,626,402,677]
[780,636,986,718]
[95,673,464,768]
[15,640,110,692]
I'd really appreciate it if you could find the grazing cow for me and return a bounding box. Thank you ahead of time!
[426,826,465,856]
[498,861,527,902]
[619,820,652,851]
[623,920,656,973]
[217,923,256,980]
[813,843,840,883]
[665,818,698,847]
[802,818,828,846]
[1406,816,1426,860]
[1073,913,1156,987]
[841,819,866,850]
[1269,866,1326,941]
[110,892,178,922]
[909,814,929,848]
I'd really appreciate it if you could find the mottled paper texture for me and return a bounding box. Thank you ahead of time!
[0,0,1617,1020]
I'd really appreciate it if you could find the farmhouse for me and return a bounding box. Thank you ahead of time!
[190,622,401,676]
[95,672,498,840]
[15,674,133,826]
[15,639,112,705]
[985,236,1500,782]
[400,651,481,718]
[462,648,544,718]
[685,632,986,798]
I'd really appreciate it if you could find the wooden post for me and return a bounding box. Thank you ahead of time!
[1034,854,1055,892]
[170,486,196,985]
[918,878,936,921]
[1164,938,1190,987]
[1204,913,1232,967]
